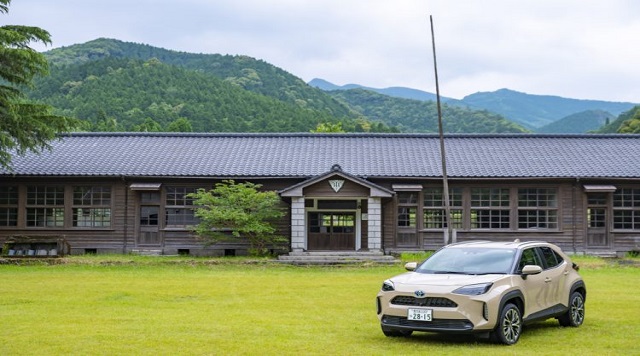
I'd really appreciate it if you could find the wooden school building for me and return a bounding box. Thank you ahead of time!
[1,132,639,257]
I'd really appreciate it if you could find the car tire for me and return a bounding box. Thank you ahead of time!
[558,291,585,327]
[491,303,522,345]
[381,325,413,337]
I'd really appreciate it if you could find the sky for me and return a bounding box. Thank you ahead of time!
[6,0,640,103]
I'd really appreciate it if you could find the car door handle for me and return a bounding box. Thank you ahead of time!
[544,277,552,283]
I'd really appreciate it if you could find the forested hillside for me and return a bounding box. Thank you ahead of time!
[28,38,542,133]
[30,57,395,132]
[310,79,639,133]
[328,89,528,133]
[537,110,614,134]
[596,106,640,133]
[44,38,353,118]
[308,78,454,103]
[461,89,636,129]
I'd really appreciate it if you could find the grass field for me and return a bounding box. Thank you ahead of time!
[0,255,638,355]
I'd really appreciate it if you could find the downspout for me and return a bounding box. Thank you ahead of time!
[121,176,129,254]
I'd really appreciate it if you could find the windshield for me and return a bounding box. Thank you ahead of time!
[416,247,516,275]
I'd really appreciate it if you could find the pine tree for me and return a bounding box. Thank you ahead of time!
[0,0,78,169]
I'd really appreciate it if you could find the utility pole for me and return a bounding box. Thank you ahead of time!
[429,15,453,244]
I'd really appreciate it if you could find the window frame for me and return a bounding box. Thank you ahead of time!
[517,188,559,230]
[397,192,418,228]
[613,188,640,231]
[0,186,19,227]
[164,186,200,229]
[72,185,113,228]
[422,187,463,230]
[25,185,65,228]
[470,187,511,230]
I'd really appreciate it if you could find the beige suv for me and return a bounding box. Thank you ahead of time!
[376,240,586,345]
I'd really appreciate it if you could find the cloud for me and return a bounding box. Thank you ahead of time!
[6,0,640,102]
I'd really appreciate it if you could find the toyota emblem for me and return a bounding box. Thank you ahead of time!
[414,290,425,297]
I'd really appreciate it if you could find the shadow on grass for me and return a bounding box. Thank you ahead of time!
[368,320,568,346]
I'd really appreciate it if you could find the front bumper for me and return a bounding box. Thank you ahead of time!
[377,289,499,333]
[380,314,474,333]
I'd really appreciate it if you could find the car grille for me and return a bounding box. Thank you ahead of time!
[381,315,473,331]
[391,296,458,308]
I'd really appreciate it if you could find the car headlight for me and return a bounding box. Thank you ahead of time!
[381,280,395,292]
[453,282,493,295]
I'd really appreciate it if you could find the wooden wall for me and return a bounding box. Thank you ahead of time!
[374,178,640,255]
[1,176,638,256]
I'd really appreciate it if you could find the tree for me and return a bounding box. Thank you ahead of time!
[617,107,640,134]
[311,122,345,133]
[189,180,286,256]
[166,117,193,132]
[94,109,122,131]
[0,0,78,169]
[618,118,640,133]
[132,117,162,132]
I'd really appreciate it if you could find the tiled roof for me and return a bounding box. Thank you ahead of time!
[2,133,639,179]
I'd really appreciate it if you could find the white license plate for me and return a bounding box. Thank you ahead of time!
[407,308,433,321]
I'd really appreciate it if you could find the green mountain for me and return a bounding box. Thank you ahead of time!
[308,78,458,103]
[31,57,371,132]
[27,38,577,134]
[328,89,528,133]
[32,39,400,132]
[596,106,640,133]
[44,38,353,118]
[536,110,614,134]
[311,79,638,133]
[461,89,636,129]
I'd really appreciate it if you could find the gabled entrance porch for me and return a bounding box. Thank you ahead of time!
[279,165,393,253]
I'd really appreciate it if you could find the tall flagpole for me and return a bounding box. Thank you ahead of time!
[430,15,453,244]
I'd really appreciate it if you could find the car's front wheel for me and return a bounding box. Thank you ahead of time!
[558,291,585,327]
[492,303,522,345]
[381,325,413,337]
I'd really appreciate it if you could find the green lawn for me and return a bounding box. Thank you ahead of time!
[0,256,638,355]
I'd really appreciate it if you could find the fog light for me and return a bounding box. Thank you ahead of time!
[483,302,489,321]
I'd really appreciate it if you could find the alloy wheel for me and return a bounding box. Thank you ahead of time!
[570,294,585,325]
[501,306,522,344]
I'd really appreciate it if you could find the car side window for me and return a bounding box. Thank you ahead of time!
[540,246,563,269]
[518,248,543,273]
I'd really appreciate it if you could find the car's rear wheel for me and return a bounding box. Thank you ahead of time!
[381,325,413,337]
[558,291,585,327]
[492,303,522,345]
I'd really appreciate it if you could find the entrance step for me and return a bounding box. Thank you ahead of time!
[277,251,399,265]
[131,249,163,256]
[586,250,618,258]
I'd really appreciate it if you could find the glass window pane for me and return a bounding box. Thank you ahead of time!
[140,206,159,226]
[398,207,416,227]
[0,186,18,205]
[0,207,18,226]
[517,188,558,229]
[398,192,418,205]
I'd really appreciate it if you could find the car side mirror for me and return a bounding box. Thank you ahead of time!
[521,265,543,276]
[405,262,418,271]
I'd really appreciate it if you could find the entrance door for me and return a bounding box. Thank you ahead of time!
[307,212,356,250]
[586,193,609,248]
[138,191,162,246]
